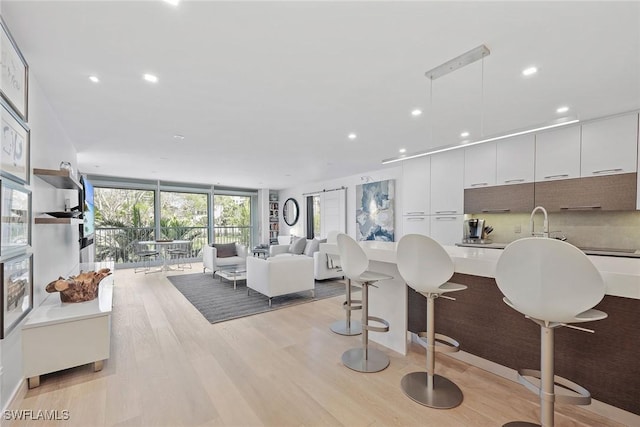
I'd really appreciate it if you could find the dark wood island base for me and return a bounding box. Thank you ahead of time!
[408,273,640,416]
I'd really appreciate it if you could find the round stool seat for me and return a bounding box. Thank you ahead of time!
[397,234,466,296]
[353,270,393,283]
[496,238,606,323]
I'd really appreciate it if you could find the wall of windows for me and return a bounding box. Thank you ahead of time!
[89,176,257,266]
[93,187,155,263]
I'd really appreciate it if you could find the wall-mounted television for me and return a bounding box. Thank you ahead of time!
[79,176,95,249]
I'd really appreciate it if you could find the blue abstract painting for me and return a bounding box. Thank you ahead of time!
[356,179,395,242]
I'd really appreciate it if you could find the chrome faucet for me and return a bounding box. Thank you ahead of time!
[530,206,549,238]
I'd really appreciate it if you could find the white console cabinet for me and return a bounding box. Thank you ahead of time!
[22,273,113,388]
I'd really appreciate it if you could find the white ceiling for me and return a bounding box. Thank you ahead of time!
[3,0,640,189]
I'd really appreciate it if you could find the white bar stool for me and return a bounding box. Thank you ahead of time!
[328,231,362,336]
[495,237,607,427]
[336,233,392,373]
[396,234,466,409]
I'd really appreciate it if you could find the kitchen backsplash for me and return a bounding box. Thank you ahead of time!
[470,211,640,251]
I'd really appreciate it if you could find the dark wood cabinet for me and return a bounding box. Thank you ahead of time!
[464,182,534,214]
[534,173,637,212]
[464,173,637,214]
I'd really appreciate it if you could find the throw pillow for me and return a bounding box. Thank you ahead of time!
[289,236,307,255]
[213,243,237,258]
[303,238,325,257]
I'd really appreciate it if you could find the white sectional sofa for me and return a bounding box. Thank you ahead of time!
[246,255,315,307]
[269,237,343,280]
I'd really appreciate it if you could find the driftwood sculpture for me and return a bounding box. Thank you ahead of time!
[45,268,112,303]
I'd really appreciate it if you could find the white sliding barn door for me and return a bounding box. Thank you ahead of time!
[320,188,346,238]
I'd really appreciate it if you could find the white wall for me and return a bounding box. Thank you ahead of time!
[0,12,80,407]
[278,165,402,240]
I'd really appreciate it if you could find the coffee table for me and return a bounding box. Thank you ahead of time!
[215,265,247,290]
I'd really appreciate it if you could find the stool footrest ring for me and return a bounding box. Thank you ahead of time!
[517,368,591,406]
[342,299,362,311]
[417,332,460,354]
[364,316,390,333]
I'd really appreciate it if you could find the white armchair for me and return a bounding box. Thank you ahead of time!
[203,243,247,275]
[246,255,314,307]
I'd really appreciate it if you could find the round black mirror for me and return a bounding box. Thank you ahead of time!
[283,198,299,226]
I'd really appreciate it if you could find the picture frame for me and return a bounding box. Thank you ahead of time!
[1,252,32,339]
[0,99,30,184]
[1,178,31,255]
[0,16,28,121]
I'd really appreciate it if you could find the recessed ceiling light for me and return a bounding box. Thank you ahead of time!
[556,106,569,114]
[164,0,180,5]
[89,75,99,83]
[348,133,357,140]
[522,66,538,77]
[399,148,406,153]
[411,109,422,117]
[143,73,158,83]
[173,134,185,140]
[460,131,470,138]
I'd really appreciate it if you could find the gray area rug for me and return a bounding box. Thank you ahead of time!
[167,273,348,324]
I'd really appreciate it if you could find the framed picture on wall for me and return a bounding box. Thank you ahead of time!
[1,252,32,339]
[0,16,28,121]
[0,100,30,184]
[1,178,31,255]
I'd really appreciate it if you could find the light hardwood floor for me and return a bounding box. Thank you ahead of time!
[7,264,625,426]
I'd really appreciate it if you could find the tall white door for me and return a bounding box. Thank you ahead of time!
[320,188,346,238]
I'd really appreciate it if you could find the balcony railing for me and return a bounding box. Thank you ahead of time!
[95,226,253,266]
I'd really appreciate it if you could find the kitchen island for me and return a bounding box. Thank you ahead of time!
[320,241,640,421]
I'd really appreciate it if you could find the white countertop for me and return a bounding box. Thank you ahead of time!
[320,241,640,300]
[23,275,114,329]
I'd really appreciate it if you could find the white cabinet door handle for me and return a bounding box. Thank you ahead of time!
[592,168,623,175]
[470,182,488,187]
[543,174,569,180]
[435,210,457,214]
[405,211,425,215]
[434,217,457,221]
[406,217,425,221]
[504,178,525,183]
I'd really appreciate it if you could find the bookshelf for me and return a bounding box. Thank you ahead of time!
[269,194,279,244]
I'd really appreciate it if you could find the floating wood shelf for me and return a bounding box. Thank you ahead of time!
[35,217,83,225]
[33,168,81,190]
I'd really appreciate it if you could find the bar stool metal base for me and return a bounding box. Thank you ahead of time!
[400,372,463,409]
[342,347,389,373]
[330,319,362,336]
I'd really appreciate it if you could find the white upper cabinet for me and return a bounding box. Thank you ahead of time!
[581,114,639,177]
[402,215,430,237]
[429,215,463,246]
[496,135,535,185]
[401,156,430,216]
[430,150,464,215]
[535,126,581,181]
[464,142,496,188]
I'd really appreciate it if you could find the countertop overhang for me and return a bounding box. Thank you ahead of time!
[320,241,640,300]
[457,242,640,258]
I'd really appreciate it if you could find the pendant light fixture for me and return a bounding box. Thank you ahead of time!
[382,44,579,164]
